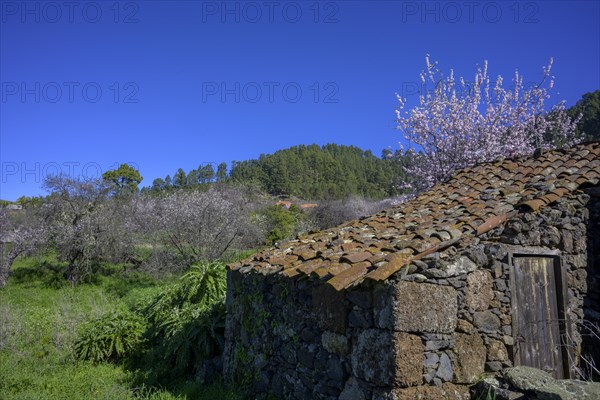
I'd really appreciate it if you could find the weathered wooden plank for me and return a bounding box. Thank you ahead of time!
[513,256,564,379]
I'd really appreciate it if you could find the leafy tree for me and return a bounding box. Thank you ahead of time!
[261,204,307,245]
[102,164,143,195]
[198,165,215,184]
[395,56,579,191]
[173,168,188,188]
[568,90,600,141]
[164,175,173,188]
[187,169,200,187]
[216,162,228,182]
[14,195,43,208]
[151,178,166,191]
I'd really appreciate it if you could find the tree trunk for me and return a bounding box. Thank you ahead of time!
[0,244,21,287]
[66,263,79,286]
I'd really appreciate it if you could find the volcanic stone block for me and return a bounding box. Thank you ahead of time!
[473,310,501,333]
[351,329,423,387]
[450,333,486,384]
[375,281,458,333]
[488,339,509,362]
[465,270,494,311]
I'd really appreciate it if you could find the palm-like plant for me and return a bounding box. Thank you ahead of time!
[137,261,228,378]
[74,310,146,363]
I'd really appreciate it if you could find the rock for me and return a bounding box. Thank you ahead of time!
[412,259,428,270]
[473,310,501,333]
[456,319,474,334]
[339,377,366,400]
[464,245,488,266]
[326,357,345,381]
[447,277,467,288]
[503,366,555,391]
[348,307,372,328]
[423,268,448,278]
[424,353,439,368]
[445,256,478,277]
[582,381,600,399]
[465,270,494,311]
[375,281,457,333]
[300,326,318,342]
[488,339,509,361]
[402,273,428,282]
[346,289,372,309]
[450,333,486,384]
[470,377,526,400]
[423,370,436,383]
[425,338,452,351]
[351,329,423,387]
[485,361,503,372]
[436,353,453,381]
[486,244,508,262]
[282,342,298,364]
[541,226,561,247]
[503,335,514,346]
[298,346,315,368]
[500,366,600,399]
[321,331,349,356]
[312,283,347,333]
[571,269,588,292]
[560,230,574,253]
[253,353,268,370]
[494,278,507,291]
[293,382,312,400]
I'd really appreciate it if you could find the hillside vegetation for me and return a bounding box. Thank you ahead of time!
[0,255,245,400]
[148,144,406,200]
[229,144,404,200]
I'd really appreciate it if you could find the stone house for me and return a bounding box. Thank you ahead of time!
[223,142,600,399]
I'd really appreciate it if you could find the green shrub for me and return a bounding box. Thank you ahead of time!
[154,302,225,376]
[74,309,146,363]
[140,262,226,326]
[262,204,306,244]
[136,261,227,379]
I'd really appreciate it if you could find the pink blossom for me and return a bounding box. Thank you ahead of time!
[396,56,581,192]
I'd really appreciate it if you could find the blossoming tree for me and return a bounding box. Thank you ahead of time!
[396,56,581,192]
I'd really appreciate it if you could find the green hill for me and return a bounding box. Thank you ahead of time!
[229,144,403,200]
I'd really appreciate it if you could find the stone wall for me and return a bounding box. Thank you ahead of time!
[583,191,600,378]
[223,191,600,398]
[483,191,599,379]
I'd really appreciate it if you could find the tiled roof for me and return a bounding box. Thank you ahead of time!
[229,142,600,290]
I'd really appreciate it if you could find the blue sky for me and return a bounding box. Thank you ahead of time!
[1,0,599,200]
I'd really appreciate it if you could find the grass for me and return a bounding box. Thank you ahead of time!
[0,256,244,400]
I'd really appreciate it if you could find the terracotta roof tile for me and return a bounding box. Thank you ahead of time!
[327,262,372,290]
[228,142,600,290]
[340,251,372,264]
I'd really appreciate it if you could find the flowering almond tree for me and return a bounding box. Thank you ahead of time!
[396,56,581,192]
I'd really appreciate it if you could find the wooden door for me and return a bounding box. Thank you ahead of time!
[512,255,568,378]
